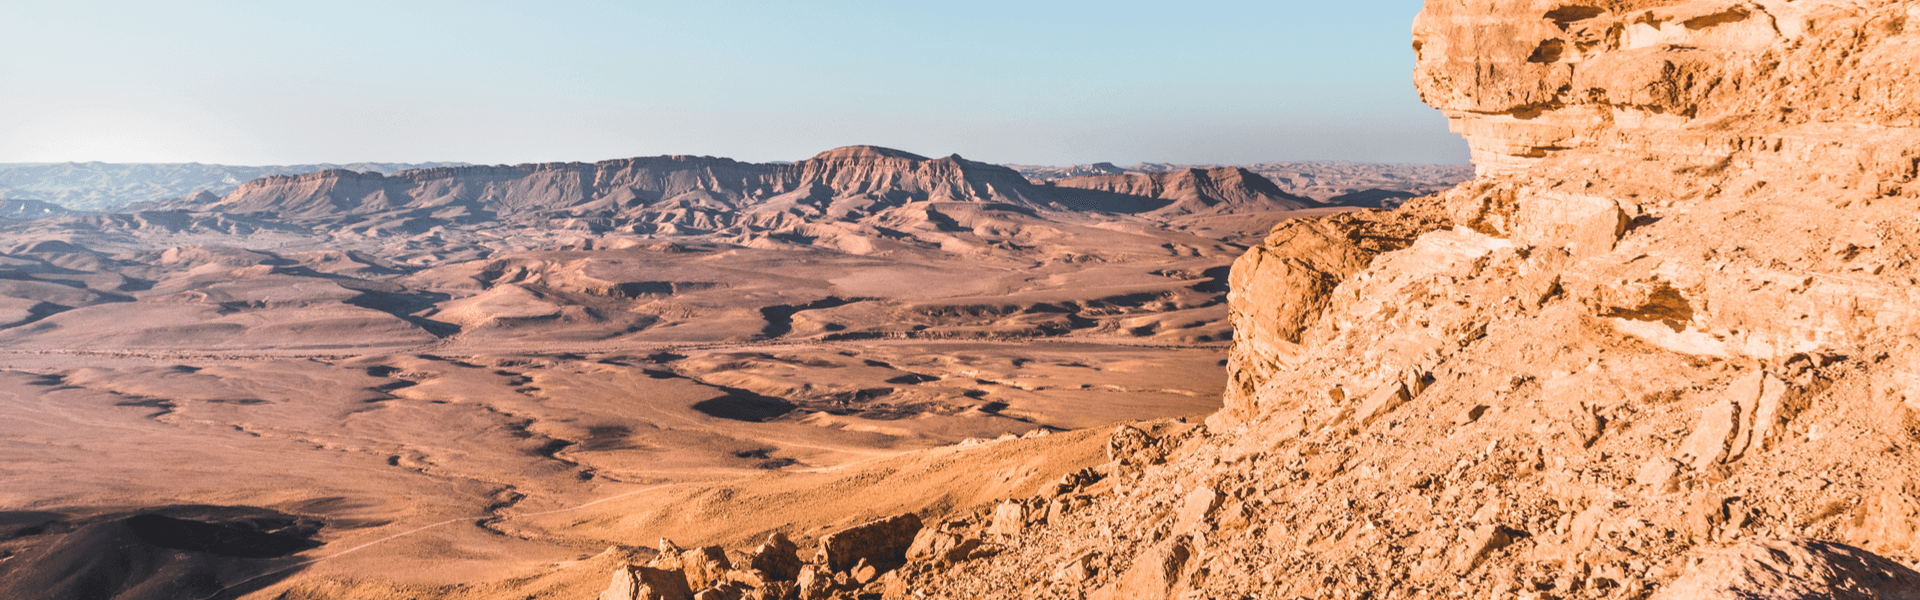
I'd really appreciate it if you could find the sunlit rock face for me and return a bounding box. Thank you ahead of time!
[1415,0,1920,176]
[871,1,1920,599]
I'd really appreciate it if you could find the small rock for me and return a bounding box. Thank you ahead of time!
[989,501,1026,537]
[1636,457,1682,492]
[1093,538,1191,600]
[1687,495,1733,543]
[1678,397,1740,471]
[1039,467,1102,499]
[794,565,834,600]
[1454,404,1490,425]
[850,558,878,584]
[1172,487,1223,536]
[1055,551,1099,582]
[1452,524,1516,574]
[1572,405,1605,448]
[1357,381,1412,427]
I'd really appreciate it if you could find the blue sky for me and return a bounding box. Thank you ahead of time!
[0,1,1467,166]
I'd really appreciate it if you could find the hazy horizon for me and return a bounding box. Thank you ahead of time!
[1,1,1468,166]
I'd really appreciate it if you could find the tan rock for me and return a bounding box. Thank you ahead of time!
[905,528,982,565]
[1635,457,1682,492]
[746,532,802,582]
[1653,539,1920,600]
[1678,397,1740,471]
[1055,551,1099,583]
[1107,424,1165,465]
[679,545,732,591]
[1093,538,1191,600]
[1452,524,1515,575]
[603,564,694,600]
[1514,192,1628,259]
[988,501,1026,537]
[1038,467,1101,499]
[1355,381,1412,427]
[849,558,878,584]
[794,564,834,600]
[1851,481,1920,556]
[1172,487,1223,536]
[1728,373,1792,461]
[816,513,923,573]
[1686,495,1734,543]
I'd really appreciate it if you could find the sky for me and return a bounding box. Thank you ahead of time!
[0,1,1468,167]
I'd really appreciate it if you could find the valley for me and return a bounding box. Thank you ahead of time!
[0,145,1422,599]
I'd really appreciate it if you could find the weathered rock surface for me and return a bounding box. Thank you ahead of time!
[1654,539,1920,600]
[832,0,1920,598]
[814,513,922,575]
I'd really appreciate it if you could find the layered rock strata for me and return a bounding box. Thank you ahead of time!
[885,0,1920,598]
[599,1,1920,598]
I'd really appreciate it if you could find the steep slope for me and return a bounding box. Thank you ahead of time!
[634,1,1920,599]
[1048,167,1319,215]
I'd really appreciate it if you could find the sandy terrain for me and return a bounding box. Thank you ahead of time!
[0,146,1353,598]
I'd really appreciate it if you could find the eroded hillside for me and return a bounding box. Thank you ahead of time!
[613,0,1920,599]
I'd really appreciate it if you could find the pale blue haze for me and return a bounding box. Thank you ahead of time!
[0,1,1466,166]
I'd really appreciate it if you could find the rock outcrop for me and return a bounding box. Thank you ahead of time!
[839,0,1920,598]
[594,1,1920,598]
[600,517,927,600]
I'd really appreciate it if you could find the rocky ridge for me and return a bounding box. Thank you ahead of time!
[0,161,465,211]
[1047,167,1318,216]
[1010,162,1475,204]
[96,146,1294,246]
[593,0,1920,598]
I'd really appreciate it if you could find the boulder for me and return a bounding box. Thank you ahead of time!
[746,532,803,582]
[679,545,732,591]
[1107,424,1165,464]
[905,528,983,564]
[1171,487,1222,536]
[1653,539,1920,600]
[988,501,1026,537]
[603,564,694,600]
[816,513,923,574]
[1092,538,1191,600]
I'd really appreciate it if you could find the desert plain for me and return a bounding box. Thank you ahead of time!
[0,146,1464,599]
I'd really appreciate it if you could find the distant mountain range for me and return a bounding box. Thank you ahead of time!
[0,157,1469,215]
[0,199,82,220]
[0,161,468,212]
[89,147,1316,244]
[1008,161,1473,206]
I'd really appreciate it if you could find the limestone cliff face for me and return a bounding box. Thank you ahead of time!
[878,1,1920,598]
[1225,0,1920,417]
[1413,0,1920,176]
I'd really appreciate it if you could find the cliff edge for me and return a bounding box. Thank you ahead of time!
[600,1,1920,598]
